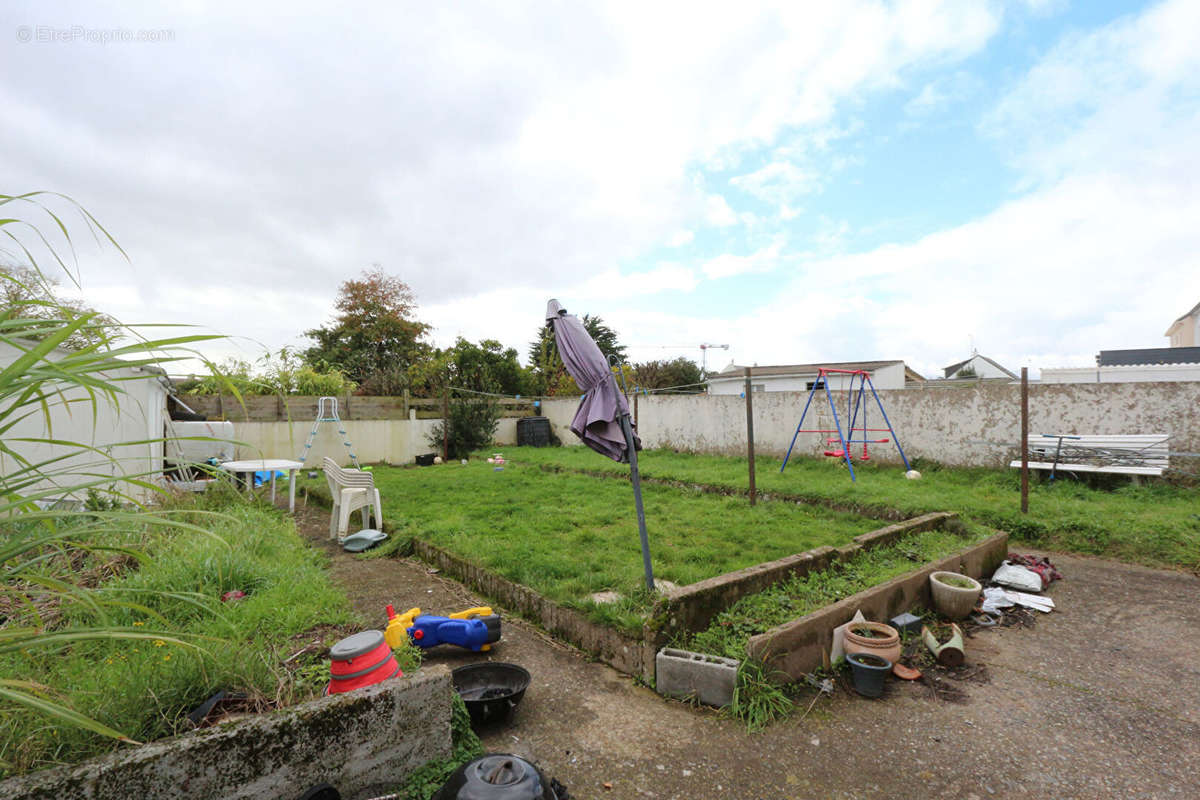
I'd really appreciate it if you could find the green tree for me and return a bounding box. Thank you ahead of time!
[1,263,118,350]
[179,348,355,396]
[416,338,521,458]
[526,313,625,396]
[446,338,526,396]
[304,266,432,391]
[632,357,704,392]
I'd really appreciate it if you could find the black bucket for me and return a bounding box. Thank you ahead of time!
[451,662,531,728]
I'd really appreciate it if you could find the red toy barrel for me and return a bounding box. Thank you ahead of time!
[326,630,402,695]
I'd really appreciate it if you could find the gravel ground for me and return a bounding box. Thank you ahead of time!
[291,499,1200,800]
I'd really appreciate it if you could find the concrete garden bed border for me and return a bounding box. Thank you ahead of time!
[643,512,958,656]
[0,666,453,800]
[307,482,966,683]
[745,531,1009,682]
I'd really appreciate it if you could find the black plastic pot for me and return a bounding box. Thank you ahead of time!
[433,754,555,800]
[451,662,531,728]
[846,651,891,698]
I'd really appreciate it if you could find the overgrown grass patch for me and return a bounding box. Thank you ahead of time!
[355,461,890,633]
[0,490,354,777]
[502,446,1200,571]
[683,525,985,661]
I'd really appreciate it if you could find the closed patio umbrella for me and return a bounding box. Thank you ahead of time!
[545,299,654,590]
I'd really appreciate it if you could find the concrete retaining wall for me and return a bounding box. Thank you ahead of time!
[644,513,957,657]
[542,380,1200,468]
[746,532,1009,681]
[409,540,653,678]
[0,667,453,800]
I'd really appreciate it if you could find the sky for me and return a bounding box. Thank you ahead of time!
[2,0,1198,380]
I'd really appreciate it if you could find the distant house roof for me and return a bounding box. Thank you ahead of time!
[710,360,925,382]
[1097,347,1200,367]
[1165,300,1200,336]
[941,354,1018,380]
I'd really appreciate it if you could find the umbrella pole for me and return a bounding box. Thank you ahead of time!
[619,411,655,592]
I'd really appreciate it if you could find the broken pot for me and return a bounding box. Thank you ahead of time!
[922,623,965,667]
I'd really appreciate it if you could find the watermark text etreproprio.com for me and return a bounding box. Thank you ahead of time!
[15,25,175,44]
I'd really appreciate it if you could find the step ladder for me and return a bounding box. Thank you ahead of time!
[298,396,360,468]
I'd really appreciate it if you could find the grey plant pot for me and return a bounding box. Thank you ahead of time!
[846,652,891,698]
[929,571,982,620]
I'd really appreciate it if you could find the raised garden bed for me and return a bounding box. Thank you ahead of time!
[678,527,1007,682]
[303,464,972,682]
[307,461,891,633]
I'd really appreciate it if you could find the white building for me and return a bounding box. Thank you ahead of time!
[941,353,1017,380]
[0,339,168,503]
[1040,347,1200,384]
[1165,300,1200,348]
[706,360,923,395]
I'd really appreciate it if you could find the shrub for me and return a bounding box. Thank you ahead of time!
[428,396,501,459]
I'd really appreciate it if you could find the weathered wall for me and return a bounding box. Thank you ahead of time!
[227,417,517,465]
[0,667,453,800]
[544,381,1200,467]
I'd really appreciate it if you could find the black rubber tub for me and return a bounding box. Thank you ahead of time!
[433,754,556,800]
[451,662,531,728]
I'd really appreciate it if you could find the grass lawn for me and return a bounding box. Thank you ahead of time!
[502,446,1200,571]
[0,488,356,777]
[356,461,892,632]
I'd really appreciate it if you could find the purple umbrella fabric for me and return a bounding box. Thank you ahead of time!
[546,299,640,463]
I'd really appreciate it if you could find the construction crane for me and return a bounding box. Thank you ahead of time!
[630,342,730,375]
[699,343,730,375]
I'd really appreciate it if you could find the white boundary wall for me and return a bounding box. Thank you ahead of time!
[230,417,518,465]
[540,381,1200,468]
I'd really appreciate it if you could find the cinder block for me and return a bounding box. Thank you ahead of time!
[656,647,739,707]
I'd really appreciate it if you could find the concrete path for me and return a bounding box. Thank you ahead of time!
[293,502,1200,799]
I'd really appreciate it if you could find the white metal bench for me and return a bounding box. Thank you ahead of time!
[322,457,383,541]
[1009,434,1169,477]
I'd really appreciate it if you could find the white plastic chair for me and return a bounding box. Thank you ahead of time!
[322,457,383,541]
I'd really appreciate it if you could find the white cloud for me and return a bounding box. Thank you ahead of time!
[904,71,981,118]
[730,161,820,204]
[983,0,1200,183]
[905,82,946,116]
[0,0,1004,364]
[704,194,739,227]
[700,240,785,280]
[729,0,1200,375]
[667,230,694,247]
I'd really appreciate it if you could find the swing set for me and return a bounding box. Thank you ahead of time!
[779,368,909,481]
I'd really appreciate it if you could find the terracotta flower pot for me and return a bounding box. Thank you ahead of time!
[842,621,902,665]
[929,571,982,620]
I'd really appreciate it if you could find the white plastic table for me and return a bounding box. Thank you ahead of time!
[219,459,305,512]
